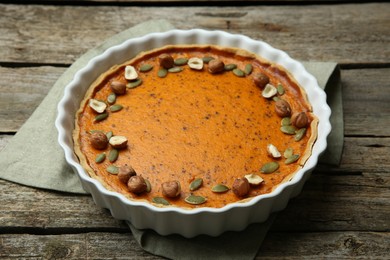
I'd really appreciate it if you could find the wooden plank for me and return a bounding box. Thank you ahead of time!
[0,231,388,259]
[0,3,389,64]
[1,65,390,135]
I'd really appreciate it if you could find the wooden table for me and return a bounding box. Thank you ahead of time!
[1,1,389,258]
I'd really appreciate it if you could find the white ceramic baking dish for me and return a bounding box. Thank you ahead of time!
[56,29,331,238]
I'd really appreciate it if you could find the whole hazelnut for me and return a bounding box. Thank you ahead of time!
[232,178,250,197]
[253,73,270,89]
[110,80,127,95]
[90,132,108,150]
[127,175,147,194]
[208,59,225,74]
[291,112,309,128]
[275,99,292,117]
[118,165,136,184]
[161,181,181,198]
[158,54,174,69]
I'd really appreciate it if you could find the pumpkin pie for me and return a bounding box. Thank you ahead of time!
[73,45,318,209]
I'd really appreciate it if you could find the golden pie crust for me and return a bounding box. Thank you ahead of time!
[73,44,318,209]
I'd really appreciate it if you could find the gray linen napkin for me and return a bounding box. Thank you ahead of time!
[0,20,343,260]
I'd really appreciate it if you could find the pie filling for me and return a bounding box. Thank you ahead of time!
[73,45,318,209]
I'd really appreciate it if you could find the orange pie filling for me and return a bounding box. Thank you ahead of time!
[73,45,318,209]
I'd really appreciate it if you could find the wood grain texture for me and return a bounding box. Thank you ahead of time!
[0,231,388,259]
[0,3,389,65]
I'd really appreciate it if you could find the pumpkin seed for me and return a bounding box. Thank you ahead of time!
[145,179,152,193]
[127,78,142,89]
[202,56,214,63]
[174,58,188,66]
[95,153,106,163]
[284,147,294,159]
[212,184,230,193]
[232,68,245,77]
[107,93,116,104]
[295,128,307,141]
[190,178,203,191]
[285,154,300,164]
[261,161,280,174]
[273,96,281,102]
[152,197,170,206]
[280,125,297,135]
[168,66,183,73]
[244,64,253,75]
[224,64,237,71]
[185,195,207,205]
[89,129,103,134]
[139,64,153,72]
[281,117,291,126]
[277,84,285,95]
[158,68,168,78]
[108,149,119,162]
[106,165,119,174]
[106,131,113,140]
[110,104,123,112]
[94,112,108,122]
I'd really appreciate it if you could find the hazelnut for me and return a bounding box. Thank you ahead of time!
[208,59,225,74]
[109,135,128,149]
[89,99,107,113]
[253,73,270,89]
[291,112,309,128]
[161,181,181,198]
[158,54,174,69]
[275,99,292,117]
[124,65,138,80]
[127,175,147,194]
[90,132,108,150]
[232,178,250,197]
[118,165,136,184]
[110,81,126,95]
[187,57,204,70]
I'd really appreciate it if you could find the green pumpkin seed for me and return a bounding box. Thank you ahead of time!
[261,161,280,174]
[295,128,307,141]
[212,184,230,193]
[94,113,108,122]
[185,195,207,205]
[244,64,253,75]
[168,66,183,73]
[281,125,297,135]
[158,68,168,78]
[174,58,188,66]
[106,165,119,174]
[273,96,281,102]
[281,117,291,126]
[139,64,153,72]
[190,178,203,191]
[95,153,106,163]
[284,147,294,159]
[108,149,119,162]
[110,104,123,112]
[145,179,152,193]
[285,154,300,164]
[232,68,245,77]
[152,197,170,206]
[202,56,214,63]
[89,129,103,134]
[277,84,285,95]
[224,64,237,71]
[107,93,116,104]
[106,131,113,140]
[127,78,142,89]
